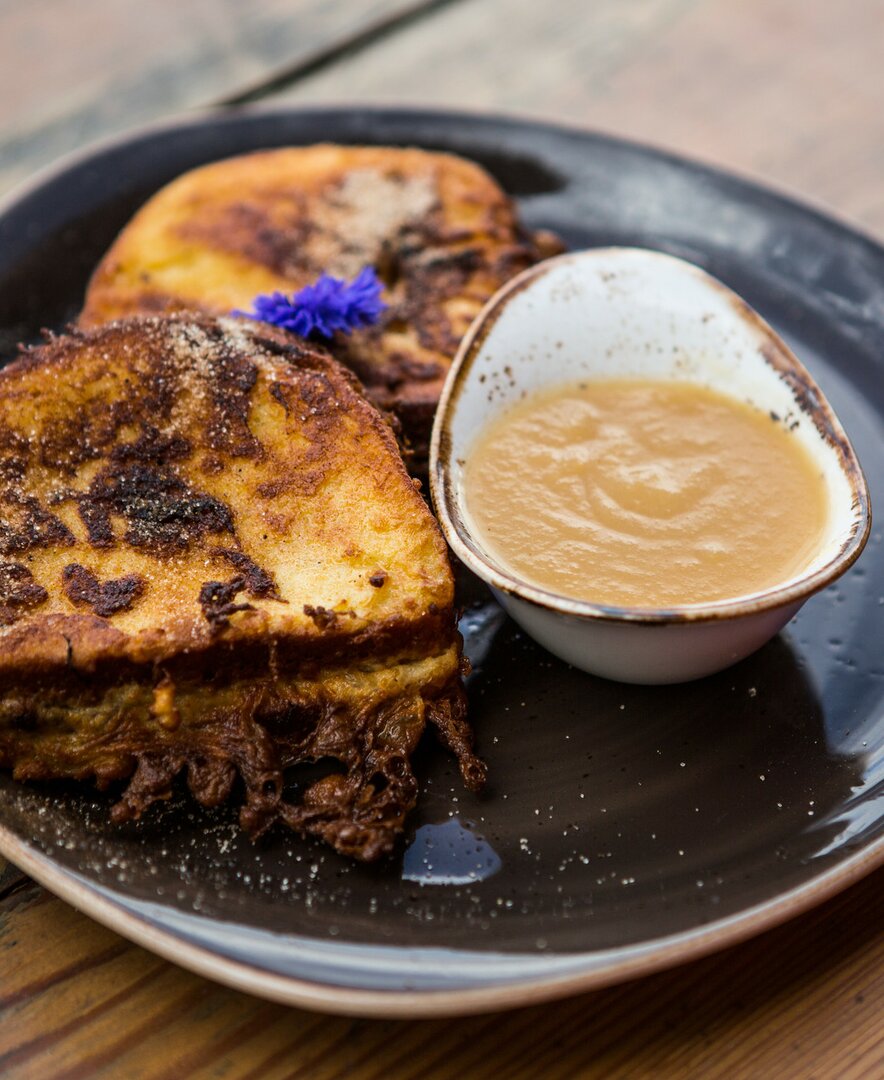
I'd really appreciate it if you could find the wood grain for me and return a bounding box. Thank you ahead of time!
[0,869,881,1078]
[277,0,884,236]
[0,859,27,903]
[0,0,440,196]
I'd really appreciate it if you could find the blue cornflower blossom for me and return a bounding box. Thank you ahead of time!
[236,267,387,339]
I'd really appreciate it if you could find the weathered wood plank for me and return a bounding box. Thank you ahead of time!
[0,868,881,1078]
[276,0,884,235]
[0,860,27,899]
[0,0,442,196]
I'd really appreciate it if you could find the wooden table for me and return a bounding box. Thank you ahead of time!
[2,2,882,1076]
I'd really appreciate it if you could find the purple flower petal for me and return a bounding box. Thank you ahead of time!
[235,267,388,339]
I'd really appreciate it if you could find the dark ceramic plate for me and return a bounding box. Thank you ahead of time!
[0,108,882,1017]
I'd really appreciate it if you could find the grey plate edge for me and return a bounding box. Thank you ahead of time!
[3,821,882,1018]
[3,100,884,261]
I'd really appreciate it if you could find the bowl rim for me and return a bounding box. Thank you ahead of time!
[430,247,872,626]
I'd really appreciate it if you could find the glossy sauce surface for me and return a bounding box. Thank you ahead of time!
[463,379,829,607]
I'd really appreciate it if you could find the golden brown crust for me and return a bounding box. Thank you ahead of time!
[79,145,564,457]
[0,315,454,673]
[0,314,484,859]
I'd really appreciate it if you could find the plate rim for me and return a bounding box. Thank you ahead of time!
[2,818,881,1018]
[3,100,884,260]
[0,102,882,1018]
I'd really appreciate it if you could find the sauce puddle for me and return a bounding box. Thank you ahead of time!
[463,379,828,607]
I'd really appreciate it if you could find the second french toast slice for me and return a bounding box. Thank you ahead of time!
[79,144,562,458]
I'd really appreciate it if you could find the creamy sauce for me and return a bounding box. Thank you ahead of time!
[463,379,829,607]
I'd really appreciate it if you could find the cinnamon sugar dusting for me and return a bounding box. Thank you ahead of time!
[307,169,437,278]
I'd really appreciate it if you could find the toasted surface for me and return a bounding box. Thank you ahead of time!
[0,315,483,859]
[79,145,562,456]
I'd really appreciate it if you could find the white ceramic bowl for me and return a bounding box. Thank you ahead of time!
[430,248,871,684]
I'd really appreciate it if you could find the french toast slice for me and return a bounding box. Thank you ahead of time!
[79,144,562,458]
[0,314,484,860]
